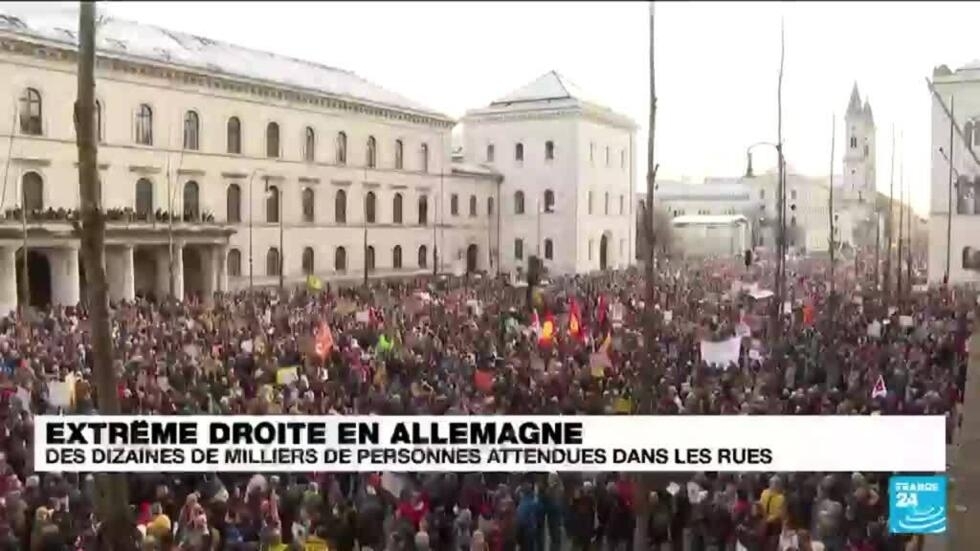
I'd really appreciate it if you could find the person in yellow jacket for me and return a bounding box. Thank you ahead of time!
[758,475,787,545]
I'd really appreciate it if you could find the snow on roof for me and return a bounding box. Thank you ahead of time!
[491,70,594,105]
[656,180,751,200]
[0,3,449,120]
[671,214,748,226]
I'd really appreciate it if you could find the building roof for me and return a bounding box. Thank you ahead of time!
[672,214,748,226]
[0,4,449,120]
[451,161,499,179]
[847,82,863,116]
[655,180,752,201]
[490,70,593,105]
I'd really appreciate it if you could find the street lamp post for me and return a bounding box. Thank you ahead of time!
[246,170,264,291]
[940,145,958,285]
[744,140,787,340]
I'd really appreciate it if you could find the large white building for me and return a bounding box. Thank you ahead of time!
[460,72,637,275]
[928,63,980,284]
[0,4,504,313]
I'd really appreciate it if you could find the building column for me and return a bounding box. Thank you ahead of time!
[201,246,218,305]
[217,245,228,293]
[0,247,17,316]
[49,246,80,307]
[155,244,184,299]
[107,245,135,302]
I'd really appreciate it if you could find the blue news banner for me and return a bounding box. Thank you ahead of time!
[889,476,947,534]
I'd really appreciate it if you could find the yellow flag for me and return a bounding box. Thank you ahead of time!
[614,397,632,414]
[307,274,323,291]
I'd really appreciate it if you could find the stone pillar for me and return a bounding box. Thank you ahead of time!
[217,245,228,293]
[107,246,135,302]
[49,247,80,307]
[201,246,217,305]
[0,247,17,316]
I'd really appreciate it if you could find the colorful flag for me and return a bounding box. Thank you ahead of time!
[568,298,584,342]
[376,334,394,355]
[306,274,323,292]
[539,314,555,347]
[871,375,888,399]
[474,370,494,393]
[314,323,334,359]
[803,303,815,326]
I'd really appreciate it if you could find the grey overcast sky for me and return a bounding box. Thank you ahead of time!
[74,2,980,214]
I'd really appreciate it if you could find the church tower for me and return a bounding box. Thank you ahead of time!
[843,82,876,203]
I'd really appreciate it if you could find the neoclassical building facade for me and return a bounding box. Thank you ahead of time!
[0,4,501,313]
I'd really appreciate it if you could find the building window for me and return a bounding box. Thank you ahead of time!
[590,142,595,164]
[759,189,765,200]
[486,143,495,162]
[620,149,626,169]
[418,195,428,225]
[19,87,42,135]
[450,194,459,216]
[302,187,315,222]
[418,245,428,268]
[604,192,609,215]
[302,247,315,275]
[544,238,554,260]
[266,248,281,276]
[544,189,555,212]
[791,216,797,227]
[619,194,624,215]
[420,143,429,172]
[469,195,477,217]
[183,181,200,221]
[365,191,377,223]
[393,193,403,224]
[588,239,594,260]
[605,146,610,166]
[392,245,402,270]
[226,183,241,223]
[487,197,494,216]
[266,122,280,158]
[336,131,347,165]
[514,191,525,214]
[304,127,316,162]
[973,122,980,148]
[365,246,376,272]
[514,238,524,260]
[335,247,347,272]
[545,140,555,160]
[135,103,153,145]
[227,117,241,154]
[266,185,280,223]
[366,136,377,168]
[515,142,524,162]
[790,189,797,200]
[850,135,857,149]
[22,171,43,212]
[395,139,404,169]
[620,239,625,257]
[135,178,153,221]
[183,111,199,150]
[588,191,594,214]
[95,100,103,142]
[335,189,347,224]
[227,248,242,277]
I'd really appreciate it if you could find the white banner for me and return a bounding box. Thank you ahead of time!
[700,336,742,368]
[33,415,945,473]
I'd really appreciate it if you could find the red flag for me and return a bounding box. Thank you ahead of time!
[568,298,584,342]
[314,322,334,359]
[474,370,494,393]
[539,314,556,347]
[803,303,815,327]
[597,295,608,330]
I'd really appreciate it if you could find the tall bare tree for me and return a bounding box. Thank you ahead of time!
[828,114,836,317]
[773,19,786,346]
[884,126,895,305]
[74,2,132,547]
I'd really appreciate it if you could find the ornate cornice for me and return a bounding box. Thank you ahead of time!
[0,34,455,129]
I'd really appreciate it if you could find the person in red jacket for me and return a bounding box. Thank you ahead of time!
[397,490,430,531]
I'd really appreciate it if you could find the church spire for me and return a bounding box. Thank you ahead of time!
[863,98,874,125]
[847,82,863,117]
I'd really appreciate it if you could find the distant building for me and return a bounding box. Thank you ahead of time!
[671,214,750,257]
[460,71,637,275]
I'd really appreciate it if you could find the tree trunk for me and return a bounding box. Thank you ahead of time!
[74,3,133,548]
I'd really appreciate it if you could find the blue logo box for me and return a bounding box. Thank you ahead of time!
[889,475,947,534]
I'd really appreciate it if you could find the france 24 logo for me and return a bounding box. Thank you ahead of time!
[889,475,947,534]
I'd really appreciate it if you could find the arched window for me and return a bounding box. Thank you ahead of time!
[514,238,524,260]
[19,87,42,135]
[266,122,280,158]
[393,193,403,224]
[420,143,429,172]
[604,192,610,215]
[487,197,494,216]
[227,117,241,154]
[302,187,315,222]
[515,142,524,162]
[365,246,376,272]
[486,143,495,162]
[336,131,347,165]
[335,189,347,223]
[266,185,280,223]
[21,172,43,212]
[183,111,199,150]
[335,247,347,272]
[302,247,315,275]
[95,100,103,142]
[366,136,377,168]
[266,248,280,276]
[394,139,404,169]
[514,191,525,215]
[588,191,594,214]
[469,195,477,217]
[544,189,555,212]
[135,103,153,145]
[304,126,316,162]
[545,140,555,160]
[619,194,625,215]
[450,194,459,216]
[226,183,241,223]
[418,195,429,225]
[418,245,428,268]
[365,191,377,223]
[183,181,200,221]
[544,238,554,260]
[227,248,242,277]
[135,178,153,220]
[392,245,402,270]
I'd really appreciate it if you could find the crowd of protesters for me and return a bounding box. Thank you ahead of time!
[0,247,967,551]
